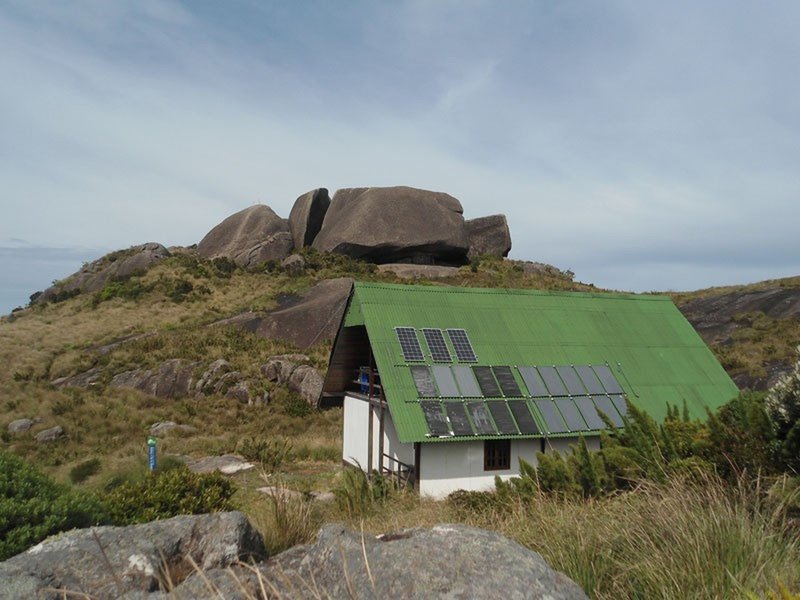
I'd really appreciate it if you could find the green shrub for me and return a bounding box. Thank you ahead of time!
[68,458,102,484]
[0,450,107,560]
[236,437,292,473]
[333,468,396,517]
[102,465,235,525]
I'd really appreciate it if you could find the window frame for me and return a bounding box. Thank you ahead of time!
[484,439,511,471]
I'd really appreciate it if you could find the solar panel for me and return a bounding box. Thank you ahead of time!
[422,328,452,362]
[487,402,519,434]
[593,365,624,394]
[466,401,497,435]
[591,395,624,428]
[537,366,568,396]
[452,366,481,397]
[555,398,589,432]
[432,365,460,397]
[472,366,502,397]
[535,399,569,433]
[445,403,474,436]
[508,400,541,434]
[556,366,587,396]
[410,366,437,397]
[518,366,550,397]
[492,366,522,397]
[574,396,607,430]
[420,401,451,436]
[611,394,628,418]
[575,365,606,395]
[395,327,424,361]
[447,329,477,362]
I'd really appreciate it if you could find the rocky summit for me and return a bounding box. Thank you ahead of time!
[0,514,587,600]
[312,186,471,265]
[196,204,294,268]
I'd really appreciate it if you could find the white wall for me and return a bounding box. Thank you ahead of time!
[418,435,599,499]
[418,439,541,499]
[545,435,600,456]
[342,395,370,468]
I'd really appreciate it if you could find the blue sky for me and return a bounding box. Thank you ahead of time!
[1,1,799,314]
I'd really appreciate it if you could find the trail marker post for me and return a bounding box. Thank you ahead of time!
[147,436,157,471]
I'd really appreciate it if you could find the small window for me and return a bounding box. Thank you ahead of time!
[484,439,511,471]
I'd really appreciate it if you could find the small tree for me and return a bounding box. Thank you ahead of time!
[765,346,800,471]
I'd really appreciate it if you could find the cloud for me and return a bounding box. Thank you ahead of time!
[0,0,798,310]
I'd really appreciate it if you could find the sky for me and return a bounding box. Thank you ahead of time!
[1,0,799,314]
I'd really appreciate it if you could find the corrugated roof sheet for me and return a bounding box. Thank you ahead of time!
[345,282,739,443]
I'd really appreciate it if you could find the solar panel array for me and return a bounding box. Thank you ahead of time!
[395,327,424,361]
[447,329,477,362]
[422,328,452,362]
[412,363,630,437]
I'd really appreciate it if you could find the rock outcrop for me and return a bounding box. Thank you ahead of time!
[0,512,264,600]
[36,243,170,303]
[109,359,201,399]
[7,418,36,434]
[288,188,330,248]
[196,205,293,268]
[215,277,353,349]
[185,455,254,475]
[148,421,196,437]
[466,214,512,259]
[178,523,588,599]
[281,253,306,275]
[0,519,587,599]
[287,364,325,407]
[34,425,64,443]
[313,186,470,265]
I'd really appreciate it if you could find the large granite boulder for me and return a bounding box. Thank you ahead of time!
[288,188,330,248]
[196,205,293,268]
[466,214,512,259]
[35,243,170,303]
[173,523,588,599]
[288,365,325,407]
[0,512,264,600]
[213,278,353,349]
[312,186,470,265]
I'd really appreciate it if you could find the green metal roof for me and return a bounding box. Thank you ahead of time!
[343,282,739,444]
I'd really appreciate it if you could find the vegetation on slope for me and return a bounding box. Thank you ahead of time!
[1,250,799,597]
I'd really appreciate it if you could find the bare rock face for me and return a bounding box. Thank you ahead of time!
[0,512,264,600]
[466,214,512,259]
[34,426,64,443]
[288,365,325,407]
[313,186,470,265]
[174,523,589,600]
[8,418,37,434]
[186,455,254,475]
[36,243,170,303]
[288,188,330,248]
[215,278,353,349]
[196,205,294,268]
[109,359,201,399]
[51,367,104,389]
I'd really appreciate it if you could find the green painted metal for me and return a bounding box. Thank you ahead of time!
[346,282,739,444]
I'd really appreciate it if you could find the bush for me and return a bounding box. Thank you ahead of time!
[69,458,102,484]
[0,450,107,560]
[333,468,396,517]
[102,465,236,525]
[765,347,800,471]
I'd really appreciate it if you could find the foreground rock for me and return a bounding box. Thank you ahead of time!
[176,523,588,599]
[215,277,353,349]
[35,243,170,304]
[313,186,470,265]
[288,188,330,248]
[196,204,294,268]
[34,426,64,443]
[185,454,254,475]
[0,512,264,600]
[466,214,512,259]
